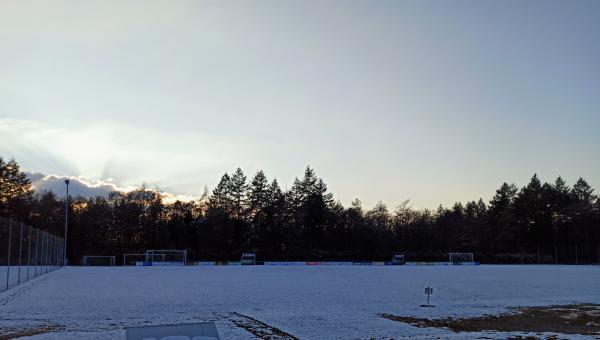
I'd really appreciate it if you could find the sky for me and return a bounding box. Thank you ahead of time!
[1,0,599,209]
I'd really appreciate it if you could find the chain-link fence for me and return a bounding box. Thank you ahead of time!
[480,246,600,264]
[0,217,64,292]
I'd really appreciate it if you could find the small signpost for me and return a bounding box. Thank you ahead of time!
[421,286,434,307]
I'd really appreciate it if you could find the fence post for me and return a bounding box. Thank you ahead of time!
[48,235,53,272]
[34,228,39,278]
[41,232,46,274]
[575,245,578,265]
[17,222,23,285]
[46,232,50,274]
[555,246,558,264]
[520,247,523,264]
[60,238,64,267]
[51,235,54,271]
[537,246,540,264]
[57,236,61,269]
[46,232,50,273]
[26,225,32,280]
[54,236,58,270]
[6,219,13,291]
[49,235,54,271]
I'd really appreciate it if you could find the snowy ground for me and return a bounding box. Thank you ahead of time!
[1,265,599,339]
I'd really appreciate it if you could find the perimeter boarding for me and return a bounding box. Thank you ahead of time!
[83,251,480,266]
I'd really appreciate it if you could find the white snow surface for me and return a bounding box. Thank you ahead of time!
[1,265,599,339]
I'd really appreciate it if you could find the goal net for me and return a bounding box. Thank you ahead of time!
[82,255,115,266]
[123,254,147,266]
[145,250,187,266]
[448,252,474,265]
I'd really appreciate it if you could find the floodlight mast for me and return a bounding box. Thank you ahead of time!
[63,179,70,265]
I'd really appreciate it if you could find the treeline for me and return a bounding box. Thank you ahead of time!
[1,157,599,263]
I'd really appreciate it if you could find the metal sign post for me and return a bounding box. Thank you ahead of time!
[424,286,433,307]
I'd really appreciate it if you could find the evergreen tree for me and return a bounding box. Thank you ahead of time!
[228,168,249,220]
[572,178,595,204]
[210,173,232,214]
[248,170,270,215]
[0,157,34,219]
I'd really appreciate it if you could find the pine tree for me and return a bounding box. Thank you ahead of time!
[228,168,248,220]
[572,178,595,204]
[246,170,270,250]
[248,170,269,215]
[0,157,34,219]
[489,183,518,215]
[210,173,232,214]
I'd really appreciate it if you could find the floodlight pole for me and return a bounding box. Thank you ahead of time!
[63,179,70,266]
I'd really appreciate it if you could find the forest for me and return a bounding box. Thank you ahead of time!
[1,157,599,264]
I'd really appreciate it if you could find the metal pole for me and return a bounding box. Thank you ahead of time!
[46,232,50,273]
[52,235,55,270]
[575,245,578,265]
[520,247,523,264]
[27,225,32,280]
[42,232,47,274]
[53,235,57,270]
[59,239,63,268]
[34,228,39,277]
[6,219,13,290]
[55,235,59,269]
[49,235,53,271]
[17,222,23,285]
[64,180,70,266]
[39,231,44,274]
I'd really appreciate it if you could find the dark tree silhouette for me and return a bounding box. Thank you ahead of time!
[1,157,599,264]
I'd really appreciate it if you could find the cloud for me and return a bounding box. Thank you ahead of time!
[28,172,197,203]
[28,173,126,198]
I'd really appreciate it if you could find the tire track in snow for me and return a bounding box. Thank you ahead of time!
[228,312,298,340]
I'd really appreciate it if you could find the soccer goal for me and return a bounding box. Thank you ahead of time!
[123,254,148,266]
[448,252,475,265]
[82,255,116,266]
[145,250,187,266]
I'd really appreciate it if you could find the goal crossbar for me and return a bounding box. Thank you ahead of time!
[144,249,187,265]
[82,255,116,266]
[448,252,475,264]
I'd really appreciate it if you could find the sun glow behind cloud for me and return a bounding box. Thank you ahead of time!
[1,118,212,201]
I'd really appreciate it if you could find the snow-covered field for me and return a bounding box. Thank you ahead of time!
[1,265,599,339]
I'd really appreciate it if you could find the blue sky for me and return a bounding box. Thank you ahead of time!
[1,0,599,208]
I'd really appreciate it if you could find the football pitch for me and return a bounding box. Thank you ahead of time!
[1,265,599,339]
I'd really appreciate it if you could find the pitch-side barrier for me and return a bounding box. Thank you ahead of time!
[190,261,480,266]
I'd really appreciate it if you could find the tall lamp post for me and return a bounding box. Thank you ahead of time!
[64,179,70,266]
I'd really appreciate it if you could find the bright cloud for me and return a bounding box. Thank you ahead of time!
[28,172,198,203]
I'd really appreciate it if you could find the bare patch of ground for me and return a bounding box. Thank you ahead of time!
[228,312,298,340]
[381,304,600,335]
[0,323,64,340]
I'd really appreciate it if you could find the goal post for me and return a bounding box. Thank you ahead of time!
[145,250,187,266]
[448,252,475,265]
[82,255,116,266]
[123,254,147,266]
